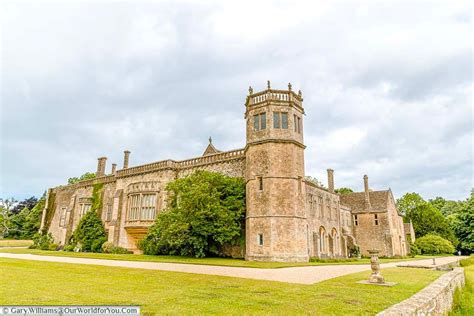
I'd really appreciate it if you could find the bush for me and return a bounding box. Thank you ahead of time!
[48,243,59,251]
[415,234,455,255]
[30,232,55,250]
[101,241,131,254]
[64,245,74,252]
[408,240,420,257]
[140,171,246,258]
[69,209,107,253]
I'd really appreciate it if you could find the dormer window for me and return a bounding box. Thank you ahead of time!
[273,112,288,129]
[253,112,267,131]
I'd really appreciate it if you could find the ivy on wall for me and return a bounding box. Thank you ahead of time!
[41,191,56,233]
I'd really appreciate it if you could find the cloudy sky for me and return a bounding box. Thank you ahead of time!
[1,0,472,201]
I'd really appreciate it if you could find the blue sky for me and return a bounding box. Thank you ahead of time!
[1,0,472,201]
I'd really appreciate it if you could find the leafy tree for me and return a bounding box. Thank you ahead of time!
[304,176,326,188]
[0,198,18,238]
[68,172,96,185]
[397,193,457,246]
[396,193,425,217]
[335,187,353,195]
[415,234,455,255]
[448,192,474,254]
[140,171,246,258]
[4,197,45,239]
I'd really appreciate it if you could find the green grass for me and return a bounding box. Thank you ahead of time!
[450,255,474,315]
[0,239,32,247]
[0,258,444,315]
[0,247,446,269]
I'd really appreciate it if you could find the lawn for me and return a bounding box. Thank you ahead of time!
[0,247,446,269]
[450,255,474,315]
[0,258,444,315]
[0,239,32,247]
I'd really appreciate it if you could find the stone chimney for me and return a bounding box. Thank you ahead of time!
[96,157,107,177]
[123,150,130,169]
[327,169,334,193]
[364,174,371,209]
[111,163,117,175]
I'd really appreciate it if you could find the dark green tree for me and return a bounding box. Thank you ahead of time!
[448,192,474,254]
[140,171,246,258]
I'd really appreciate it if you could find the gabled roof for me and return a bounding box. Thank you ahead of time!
[340,190,390,213]
[202,137,221,156]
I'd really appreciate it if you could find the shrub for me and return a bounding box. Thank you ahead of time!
[415,234,455,255]
[140,171,246,258]
[30,232,55,250]
[69,209,107,252]
[101,241,131,254]
[48,243,59,251]
[64,245,74,252]
[408,240,420,257]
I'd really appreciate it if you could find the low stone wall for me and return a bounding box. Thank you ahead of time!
[377,267,465,316]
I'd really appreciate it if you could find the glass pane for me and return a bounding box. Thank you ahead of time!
[260,113,266,129]
[273,112,280,128]
[282,113,288,129]
[253,115,259,131]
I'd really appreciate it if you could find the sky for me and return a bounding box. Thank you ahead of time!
[0,0,472,201]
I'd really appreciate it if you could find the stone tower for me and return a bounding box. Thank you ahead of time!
[244,81,308,262]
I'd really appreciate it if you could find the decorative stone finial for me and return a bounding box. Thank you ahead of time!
[267,80,271,89]
[249,86,253,95]
[209,136,212,144]
[298,90,302,97]
[288,82,292,91]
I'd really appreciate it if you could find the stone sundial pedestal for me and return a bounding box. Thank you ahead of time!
[357,249,397,286]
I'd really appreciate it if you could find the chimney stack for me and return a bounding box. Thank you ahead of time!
[327,169,334,193]
[123,150,130,169]
[364,174,371,209]
[96,157,107,177]
[111,163,117,175]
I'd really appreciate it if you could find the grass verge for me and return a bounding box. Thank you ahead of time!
[450,255,474,315]
[0,258,444,315]
[0,247,447,269]
[0,239,32,247]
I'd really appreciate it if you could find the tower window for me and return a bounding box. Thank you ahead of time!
[374,214,379,226]
[258,176,263,191]
[258,233,264,246]
[253,112,267,131]
[273,112,288,129]
[294,115,302,133]
[354,215,358,226]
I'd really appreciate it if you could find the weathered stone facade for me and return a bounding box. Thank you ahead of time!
[41,82,410,261]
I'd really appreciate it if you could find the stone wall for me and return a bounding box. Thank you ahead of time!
[377,267,465,316]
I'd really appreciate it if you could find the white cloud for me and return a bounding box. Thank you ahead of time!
[1,0,472,201]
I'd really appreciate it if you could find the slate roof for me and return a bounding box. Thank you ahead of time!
[340,190,390,213]
[202,138,222,156]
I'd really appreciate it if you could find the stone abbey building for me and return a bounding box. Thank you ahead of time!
[41,82,410,262]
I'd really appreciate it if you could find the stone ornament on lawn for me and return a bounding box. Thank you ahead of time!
[368,250,385,284]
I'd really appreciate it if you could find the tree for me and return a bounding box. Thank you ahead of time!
[396,193,425,217]
[11,197,38,215]
[68,172,96,185]
[448,192,474,254]
[140,171,246,258]
[335,187,353,195]
[397,193,457,245]
[0,198,18,238]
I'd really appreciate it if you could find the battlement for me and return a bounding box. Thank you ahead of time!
[245,82,304,116]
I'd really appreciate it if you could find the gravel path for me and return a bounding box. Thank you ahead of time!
[0,253,464,284]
